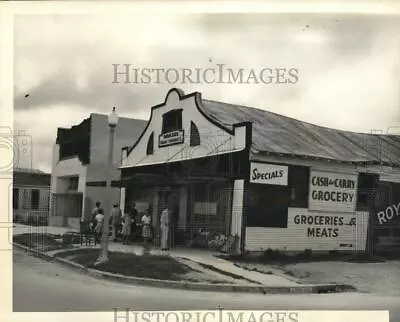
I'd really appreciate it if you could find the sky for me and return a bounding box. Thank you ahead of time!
[13,11,400,173]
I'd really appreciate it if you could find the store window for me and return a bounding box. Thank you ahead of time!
[13,188,19,209]
[190,183,230,218]
[162,109,183,134]
[288,165,309,208]
[31,189,40,210]
[246,185,290,228]
[23,189,30,209]
[68,177,79,191]
[190,121,200,147]
[146,132,154,155]
[356,173,379,211]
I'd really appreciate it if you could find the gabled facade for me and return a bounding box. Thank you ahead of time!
[122,88,248,167]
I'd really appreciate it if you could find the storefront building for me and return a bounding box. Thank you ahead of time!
[120,88,400,254]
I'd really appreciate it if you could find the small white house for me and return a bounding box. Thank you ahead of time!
[13,168,51,224]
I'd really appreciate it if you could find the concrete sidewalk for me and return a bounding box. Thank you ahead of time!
[13,223,77,236]
[13,224,297,287]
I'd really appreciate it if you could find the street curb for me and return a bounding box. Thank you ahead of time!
[12,243,355,294]
[85,268,355,294]
[233,263,304,284]
[12,242,57,262]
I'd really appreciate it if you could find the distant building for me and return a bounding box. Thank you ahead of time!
[13,168,51,224]
[50,113,146,229]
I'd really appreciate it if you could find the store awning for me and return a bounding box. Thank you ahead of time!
[120,172,232,187]
[120,144,245,169]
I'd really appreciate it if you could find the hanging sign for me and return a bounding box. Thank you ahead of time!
[159,130,184,147]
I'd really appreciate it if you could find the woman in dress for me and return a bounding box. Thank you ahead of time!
[141,211,152,253]
[122,207,132,245]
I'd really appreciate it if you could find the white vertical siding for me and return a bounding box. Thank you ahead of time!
[245,208,369,252]
[231,180,244,241]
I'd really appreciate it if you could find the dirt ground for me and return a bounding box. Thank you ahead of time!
[236,261,400,296]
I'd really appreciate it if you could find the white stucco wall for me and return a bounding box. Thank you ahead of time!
[50,144,87,194]
[50,115,145,221]
[90,113,146,166]
[122,89,246,168]
[50,143,87,221]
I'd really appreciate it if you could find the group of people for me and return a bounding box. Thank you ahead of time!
[89,201,173,251]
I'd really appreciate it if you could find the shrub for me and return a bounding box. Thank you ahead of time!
[295,248,313,261]
[345,252,386,263]
[262,248,288,261]
[62,232,81,246]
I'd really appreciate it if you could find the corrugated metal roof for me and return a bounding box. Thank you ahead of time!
[14,167,45,174]
[201,99,400,167]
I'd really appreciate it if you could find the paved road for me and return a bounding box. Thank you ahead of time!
[13,249,400,321]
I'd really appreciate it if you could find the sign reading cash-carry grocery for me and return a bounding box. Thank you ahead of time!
[308,170,357,212]
[159,130,184,147]
[250,162,288,186]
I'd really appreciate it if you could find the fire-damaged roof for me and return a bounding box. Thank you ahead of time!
[13,168,51,187]
[200,99,400,167]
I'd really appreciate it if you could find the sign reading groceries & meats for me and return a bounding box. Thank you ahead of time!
[308,170,358,212]
[245,208,369,251]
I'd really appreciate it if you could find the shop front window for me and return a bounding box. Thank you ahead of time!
[246,185,290,228]
[356,173,379,211]
[13,188,19,209]
[31,189,40,210]
[288,165,309,208]
[189,183,230,230]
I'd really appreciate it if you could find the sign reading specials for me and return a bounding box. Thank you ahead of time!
[159,130,184,147]
[309,170,358,212]
[250,162,288,186]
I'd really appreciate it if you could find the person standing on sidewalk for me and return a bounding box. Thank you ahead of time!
[90,201,102,231]
[141,210,152,254]
[94,208,105,243]
[110,203,122,242]
[160,207,170,251]
[122,206,133,245]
